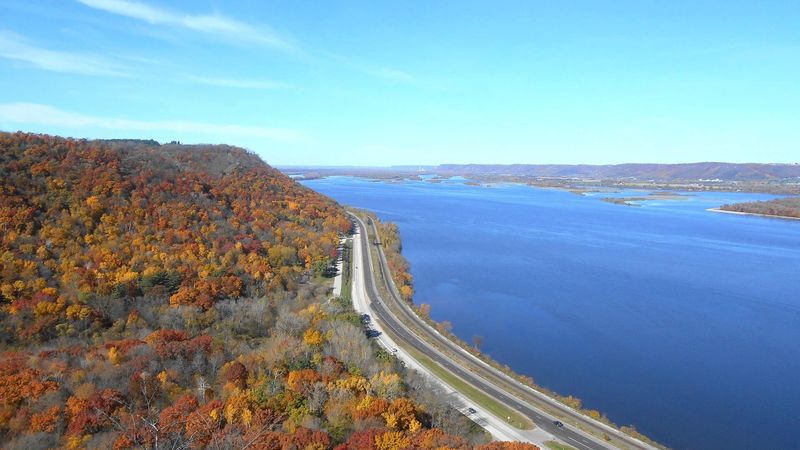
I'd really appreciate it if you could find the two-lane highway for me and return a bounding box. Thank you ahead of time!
[348,212,660,450]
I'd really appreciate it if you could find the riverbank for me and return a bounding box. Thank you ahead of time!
[707,208,800,221]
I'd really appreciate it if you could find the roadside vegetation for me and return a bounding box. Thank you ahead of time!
[0,133,537,450]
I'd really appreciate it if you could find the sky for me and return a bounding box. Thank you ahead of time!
[1,0,799,166]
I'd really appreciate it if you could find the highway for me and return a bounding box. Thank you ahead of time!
[348,212,660,450]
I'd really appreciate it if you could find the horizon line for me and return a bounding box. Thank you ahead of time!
[276,161,800,169]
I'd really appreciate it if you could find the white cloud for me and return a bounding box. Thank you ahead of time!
[0,103,306,142]
[77,0,296,51]
[0,31,128,76]
[186,75,288,90]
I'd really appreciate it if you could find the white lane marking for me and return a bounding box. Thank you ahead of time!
[564,436,594,450]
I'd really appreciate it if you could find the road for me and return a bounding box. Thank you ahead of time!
[348,212,659,450]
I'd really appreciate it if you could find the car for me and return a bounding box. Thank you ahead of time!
[467,407,477,414]
[364,329,377,338]
[552,420,564,428]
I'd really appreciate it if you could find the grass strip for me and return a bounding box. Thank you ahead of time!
[544,441,577,450]
[339,238,353,302]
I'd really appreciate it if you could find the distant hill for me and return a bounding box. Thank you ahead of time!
[437,162,800,181]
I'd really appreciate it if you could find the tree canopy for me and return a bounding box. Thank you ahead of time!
[0,132,536,450]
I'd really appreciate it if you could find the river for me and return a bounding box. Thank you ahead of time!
[301,176,800,450]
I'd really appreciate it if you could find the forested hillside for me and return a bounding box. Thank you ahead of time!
[0,133,530,449]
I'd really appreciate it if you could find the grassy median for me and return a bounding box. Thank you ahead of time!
[544,441,577,450]
[339,237,353,302]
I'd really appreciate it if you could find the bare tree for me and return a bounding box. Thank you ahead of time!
[275,307,309,338]
[307,382,329,415]
[471,335,484,351]
[323,321,376,376]
[404,370,473,438]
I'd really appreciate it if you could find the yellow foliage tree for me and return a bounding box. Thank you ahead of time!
[66,304,91,320]
[108,346,121,365]
[382,397,417,431]
[369,371,403,399]
[224,390,253,426]
[303,328,325,347]
[333,375,368,393]
[375,431,411,450]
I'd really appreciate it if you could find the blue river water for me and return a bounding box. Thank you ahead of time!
[301,177,800,450]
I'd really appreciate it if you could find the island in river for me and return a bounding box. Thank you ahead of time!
[599,192,693,207]
[717,196,800,219]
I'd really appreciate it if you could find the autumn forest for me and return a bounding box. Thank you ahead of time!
[0,132,537,450]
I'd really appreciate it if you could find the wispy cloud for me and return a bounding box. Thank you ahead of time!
[186,75,289,90]
[0,31,128,76]
[323,51,416,84]
[369,67,415,83]
[0,103,306,142]
[77,0,296,52]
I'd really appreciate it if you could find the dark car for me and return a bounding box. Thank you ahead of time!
[553,420,564,428]
[467,407,477,414]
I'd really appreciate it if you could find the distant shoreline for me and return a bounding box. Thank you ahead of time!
[707,208,800,221]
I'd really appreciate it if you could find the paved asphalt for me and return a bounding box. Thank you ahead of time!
[349,213,658,450]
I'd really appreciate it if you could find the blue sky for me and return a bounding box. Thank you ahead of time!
[1,0,798,166]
